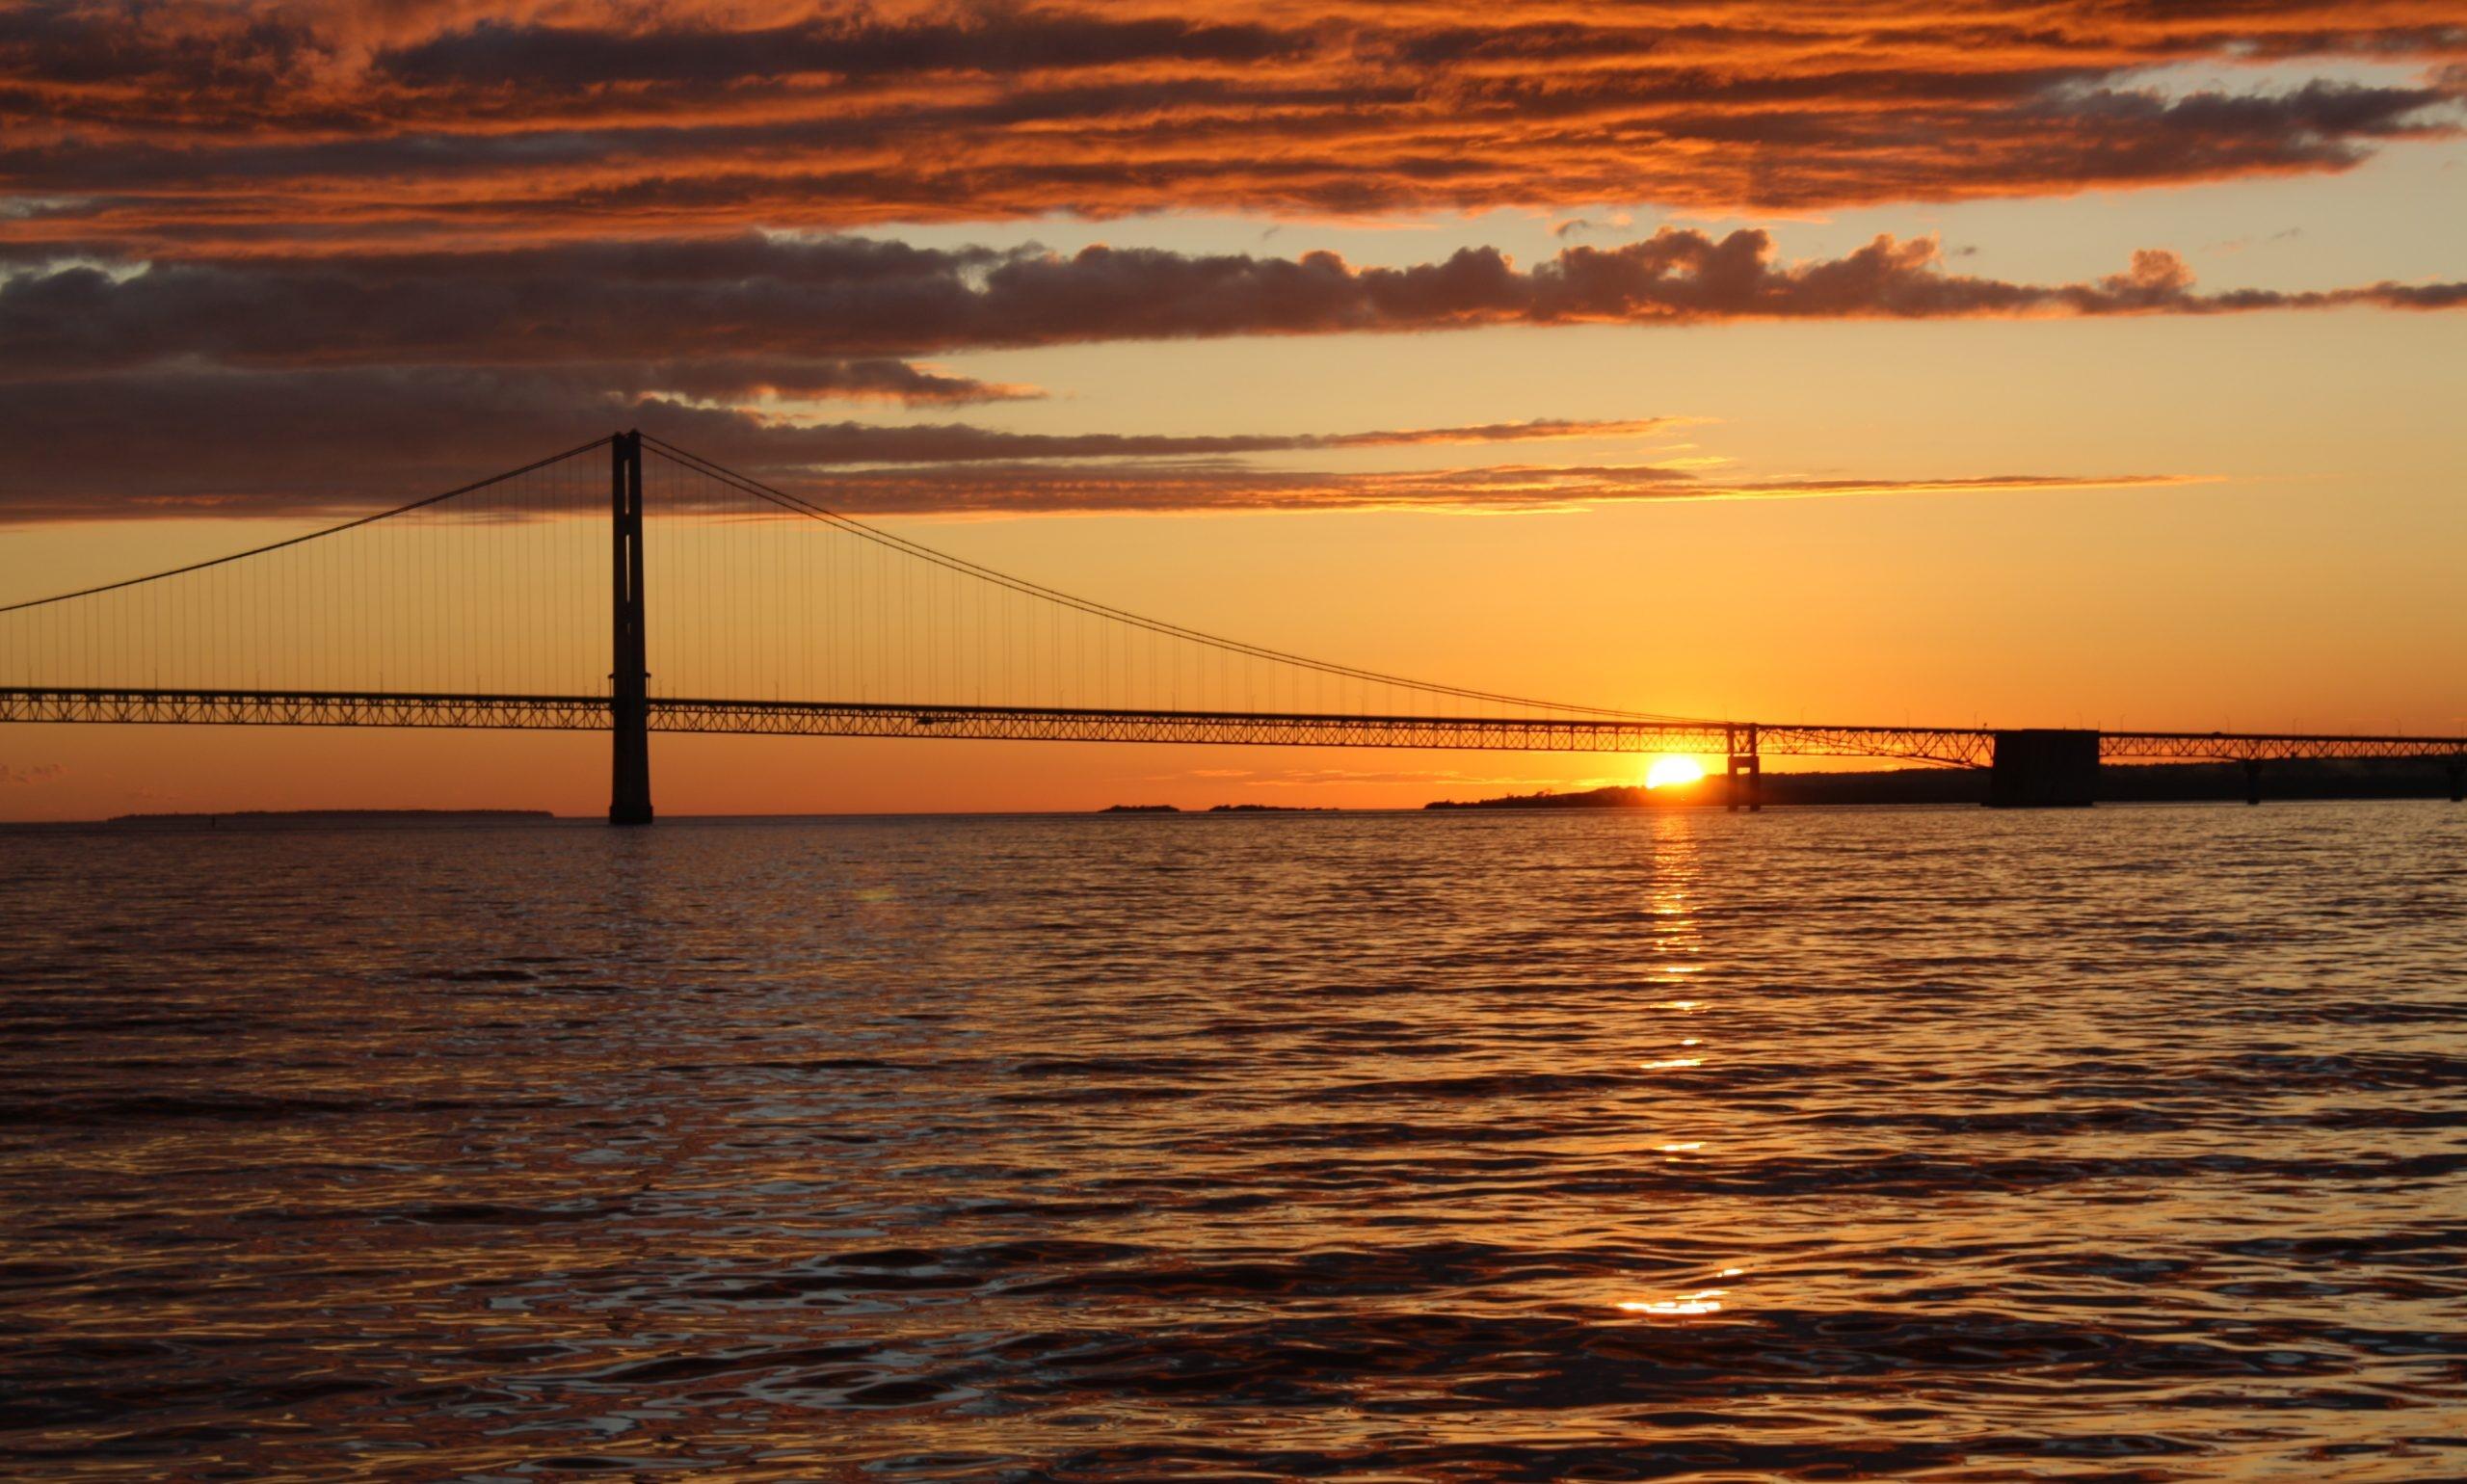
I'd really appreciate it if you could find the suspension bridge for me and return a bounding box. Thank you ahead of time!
[4,431,2460,819]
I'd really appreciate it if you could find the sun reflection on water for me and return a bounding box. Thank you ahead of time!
[1618,1288,1728,1316]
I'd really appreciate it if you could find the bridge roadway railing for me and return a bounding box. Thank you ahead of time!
[3,688,2462,766]
[661,698,1806,757]
[0,687,613,731]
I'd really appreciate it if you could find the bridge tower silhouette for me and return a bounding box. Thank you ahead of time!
[610,431,651,825]
[2,429,2460,816]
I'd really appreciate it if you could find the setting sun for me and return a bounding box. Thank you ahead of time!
[1644,755,1708,789]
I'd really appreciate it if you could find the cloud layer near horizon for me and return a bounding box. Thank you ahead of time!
[0,374,2193,523]
[12,230,2462,383]
[2,1,2461,252]
[0,225,2447,518]
[0,354,2191,523]
[710,462,2203,518]
[0,384,1695,515]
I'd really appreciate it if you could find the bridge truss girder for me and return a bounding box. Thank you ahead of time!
[5,689,2463,769]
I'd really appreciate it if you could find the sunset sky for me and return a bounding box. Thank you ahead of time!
[2,1,2462,817]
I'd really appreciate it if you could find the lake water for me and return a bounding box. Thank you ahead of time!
[4,803,2463,1481]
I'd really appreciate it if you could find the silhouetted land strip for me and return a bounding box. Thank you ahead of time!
[1101,804,1344,813]
[106,809,555,830]
[1428,759,2465,809]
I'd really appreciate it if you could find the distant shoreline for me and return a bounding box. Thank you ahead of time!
[1426,759,2463,810]
[102,809,555,830]
[4,763,2457,831]
[1100,803,1339,813]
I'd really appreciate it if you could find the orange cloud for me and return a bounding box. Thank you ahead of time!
[1,3,2461,252]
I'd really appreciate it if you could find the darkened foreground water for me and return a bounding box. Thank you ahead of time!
[3,804,2463,1482]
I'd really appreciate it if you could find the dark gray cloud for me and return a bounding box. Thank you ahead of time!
[371,13,1301,89]
[0,357,2169,522]
[0,227,2439,522]
[8,231,2457,385]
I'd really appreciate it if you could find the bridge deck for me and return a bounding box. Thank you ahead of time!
[4,687,2461,766]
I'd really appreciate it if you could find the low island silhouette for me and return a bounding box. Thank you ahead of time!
[1101,803,1339,813]
[106,809,556,830]
[1426,758,2462,809]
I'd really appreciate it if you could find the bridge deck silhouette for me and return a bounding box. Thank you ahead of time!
[7,686,2460,770]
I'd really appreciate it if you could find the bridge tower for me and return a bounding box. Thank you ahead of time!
[609,430,653,824]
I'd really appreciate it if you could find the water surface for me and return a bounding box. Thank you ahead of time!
[4,804,2463,1480]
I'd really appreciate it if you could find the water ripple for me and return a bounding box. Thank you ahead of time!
[1,803,2461,1480]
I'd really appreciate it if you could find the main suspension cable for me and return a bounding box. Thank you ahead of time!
[0,436,616,616]
[640,435,1705,723]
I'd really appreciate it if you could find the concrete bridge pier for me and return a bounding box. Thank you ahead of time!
[1725,724,1762,812]
[1987,729,2100,808]
[2243,758,2263,806]
[2449,757,2463,803]
[1725,752,1762,811]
